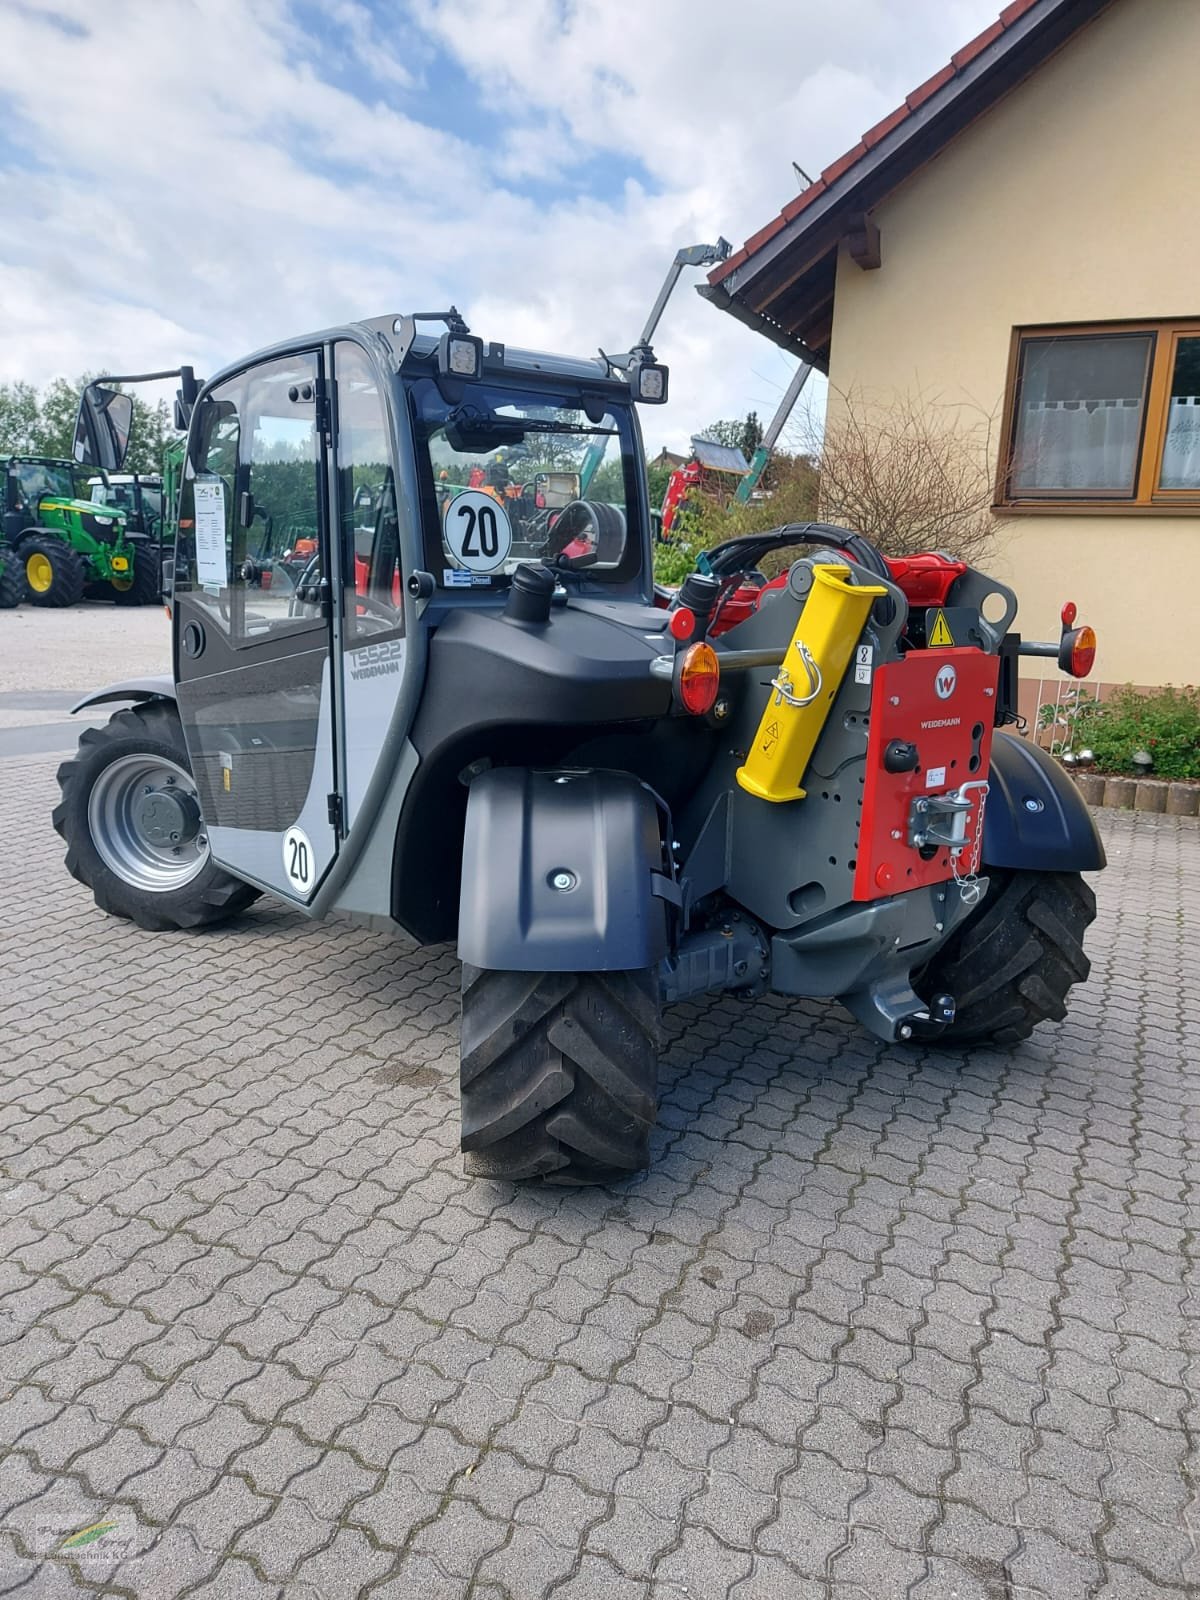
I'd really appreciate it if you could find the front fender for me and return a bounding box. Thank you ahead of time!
[71,676,176,714]
[982,731,1106,874]
[457,767,669,972]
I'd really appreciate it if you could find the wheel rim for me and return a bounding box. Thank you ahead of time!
[88,754,210,892]
[26,552,53,592]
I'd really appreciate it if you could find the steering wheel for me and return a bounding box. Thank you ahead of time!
[545,500,625,567]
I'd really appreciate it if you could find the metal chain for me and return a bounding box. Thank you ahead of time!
[951,781,989,906]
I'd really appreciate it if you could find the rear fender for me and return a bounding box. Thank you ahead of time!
[71,677,177,714]
[982,731,1106,873]
[458,767,670,972]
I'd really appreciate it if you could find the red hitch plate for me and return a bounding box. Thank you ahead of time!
[853,648,999,902]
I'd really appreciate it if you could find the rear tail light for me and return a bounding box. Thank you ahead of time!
[677,642,719,715]
[1060,624,1096,678]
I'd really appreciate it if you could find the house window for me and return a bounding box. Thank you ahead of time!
[999,321,1200,509]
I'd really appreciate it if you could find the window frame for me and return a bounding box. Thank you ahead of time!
[996,318,1200,513]
[181,350,329,650]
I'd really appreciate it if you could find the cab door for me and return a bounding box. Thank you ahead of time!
[173,349,339,903]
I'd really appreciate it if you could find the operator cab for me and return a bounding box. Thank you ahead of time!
[3,457,78,541]
[71,310,665,912]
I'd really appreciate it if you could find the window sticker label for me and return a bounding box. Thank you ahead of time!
[444,490,512,573]
[282,825,315,892]
[193,479,228,588]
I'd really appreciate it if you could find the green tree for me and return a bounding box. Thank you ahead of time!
[699,412,763,462]
[0,374,174,476]
[0,381,41,454]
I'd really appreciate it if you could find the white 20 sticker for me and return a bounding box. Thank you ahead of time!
[444,490,512,573]
[283,826,315,892]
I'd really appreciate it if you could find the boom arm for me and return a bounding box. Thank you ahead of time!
[637,240,732,351]
[734,360,814,503]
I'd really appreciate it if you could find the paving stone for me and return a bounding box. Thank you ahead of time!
[2,763,1196,1600]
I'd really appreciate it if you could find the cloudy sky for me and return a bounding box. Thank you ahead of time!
[0,0,998,451]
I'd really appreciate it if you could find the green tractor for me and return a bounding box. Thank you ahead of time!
[2,455,161,607]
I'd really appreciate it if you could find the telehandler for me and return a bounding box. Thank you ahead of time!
[55,306,1103,1183]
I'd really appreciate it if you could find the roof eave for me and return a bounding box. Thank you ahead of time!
[710,0,1115,357]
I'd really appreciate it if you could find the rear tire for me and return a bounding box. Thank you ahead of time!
[459,966,661,1183]
[0,560,23,608]
[54,700,261,932]
[20,535,86,608]
[915,869,1096,1046]
[111,543,160,606]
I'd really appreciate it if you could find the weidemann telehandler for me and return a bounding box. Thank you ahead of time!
[56,300,1104,1184]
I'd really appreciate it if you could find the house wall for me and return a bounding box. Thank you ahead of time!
[826,0,1200,691]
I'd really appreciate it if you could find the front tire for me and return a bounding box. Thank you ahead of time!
[20,535,86,608]
[111,543,161,606]
[915,869,1096,1046]
[459,966,661,1183]
[54,701,261,932]
[0,560,23,608]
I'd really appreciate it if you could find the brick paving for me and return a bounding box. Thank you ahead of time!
[1,747,1198,1599]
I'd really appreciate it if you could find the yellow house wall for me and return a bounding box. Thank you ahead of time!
[826,0,1200,688]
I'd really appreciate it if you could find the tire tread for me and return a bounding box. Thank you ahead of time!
[459,965,659,1184]
[918,869,1095,1046]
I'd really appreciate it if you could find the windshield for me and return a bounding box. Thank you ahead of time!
[412,380,638,586]
[13,461,75,506]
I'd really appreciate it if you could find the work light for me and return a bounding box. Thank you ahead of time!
[438,331,483,380]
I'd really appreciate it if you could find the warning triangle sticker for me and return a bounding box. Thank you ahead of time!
[929,609,955,648]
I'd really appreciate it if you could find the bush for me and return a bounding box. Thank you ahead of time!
[1052,684,1200,780]
[650,451,820,587]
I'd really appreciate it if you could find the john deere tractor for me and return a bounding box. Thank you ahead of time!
[55,313,1103,1185]
[2,455,160,607]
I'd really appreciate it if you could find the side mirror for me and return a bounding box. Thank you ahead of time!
[73,384,134,472]
[534,471,581,509]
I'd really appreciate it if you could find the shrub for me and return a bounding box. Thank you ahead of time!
[1051,684,1200,781]
[650,451,819,586]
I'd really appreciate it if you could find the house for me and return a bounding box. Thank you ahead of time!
[703,0,1199,719]
[648,448,688,472]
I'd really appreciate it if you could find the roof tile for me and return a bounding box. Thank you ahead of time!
[862,103,909,149]
[1000,0,1039,24]
[781,178,828,221]
[821,141,868,187]
[708,248,748,285]
[952,18,1005,69]
[742,214,787,256]
[906,61,955,111]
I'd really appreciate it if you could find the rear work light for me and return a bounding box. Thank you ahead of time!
[677,641,719,715]
[1060,624,1096,678]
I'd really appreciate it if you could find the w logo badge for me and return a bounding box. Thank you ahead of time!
[935,664,957,700]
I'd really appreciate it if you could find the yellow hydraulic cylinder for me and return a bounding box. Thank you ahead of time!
[736,562,888,803]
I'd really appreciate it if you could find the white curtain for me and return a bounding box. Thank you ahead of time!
[1013,398,1142,492]
[1160,395,1200,489]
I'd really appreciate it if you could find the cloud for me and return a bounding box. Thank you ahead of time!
[0,0,1000,449]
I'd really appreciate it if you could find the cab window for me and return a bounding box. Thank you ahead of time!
[180,353,326,644]
[334,342,403,640]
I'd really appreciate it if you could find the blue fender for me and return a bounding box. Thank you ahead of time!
[982,731,1106,873]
